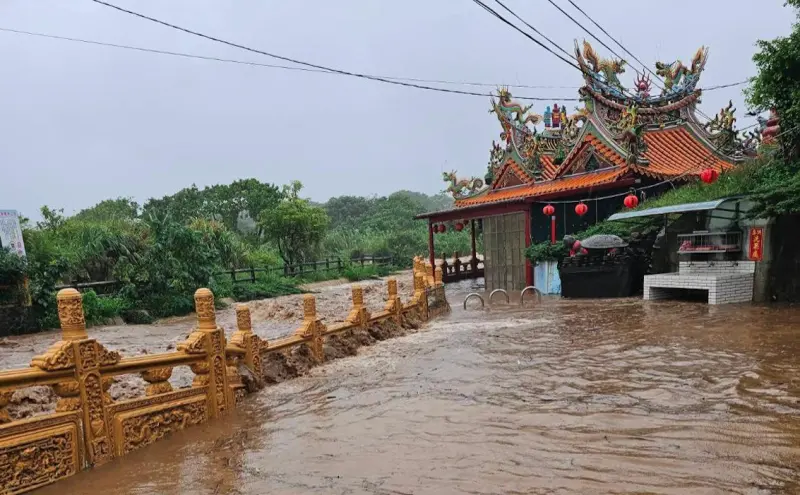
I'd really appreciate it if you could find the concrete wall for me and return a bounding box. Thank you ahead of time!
[766,215,800,302]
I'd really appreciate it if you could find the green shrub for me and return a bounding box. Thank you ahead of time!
[80,290,128,326]
[342,265,381,281]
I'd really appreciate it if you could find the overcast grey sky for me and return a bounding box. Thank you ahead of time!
[1,0,794,219]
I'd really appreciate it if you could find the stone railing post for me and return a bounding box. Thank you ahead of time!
[434,266,444,287]
[425,264,435,288]
[413,273,429,320]
[229,304,264,395]
[346,285,371,327]
[177,288,231,418]
[231,304,264,381]
[295,295,325,364]
[30,288,119,466]
[384,278,403,323]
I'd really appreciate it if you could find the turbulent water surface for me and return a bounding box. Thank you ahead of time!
[33,283,800,494]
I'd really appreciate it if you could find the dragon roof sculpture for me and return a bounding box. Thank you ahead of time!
[489,88,545,177]
[431,40,763,210]
[575,40,709,107]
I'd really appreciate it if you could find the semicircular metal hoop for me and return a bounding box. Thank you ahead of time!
[520,286,542,305]
[463,293,485,310]
[489,289,510,304]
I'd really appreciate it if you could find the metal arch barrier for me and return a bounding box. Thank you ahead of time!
[463,293,485,310]
[520,286,542,305]
[489,289,510,304]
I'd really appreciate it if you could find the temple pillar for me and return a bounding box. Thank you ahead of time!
[428,219,435,273]
[525,208,533,287]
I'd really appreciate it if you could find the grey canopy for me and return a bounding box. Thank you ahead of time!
[580,234,628,250]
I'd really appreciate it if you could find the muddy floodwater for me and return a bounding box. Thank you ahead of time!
[33,282,800,494]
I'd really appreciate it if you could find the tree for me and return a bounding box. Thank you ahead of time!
[324,195,377,229]
[74,198,140,222]
[746,0,800,160]
[141,179,282,237]
[259,182,329,266]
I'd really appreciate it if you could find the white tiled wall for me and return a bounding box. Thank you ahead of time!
[678,261,755,275]
[643,261,754,305]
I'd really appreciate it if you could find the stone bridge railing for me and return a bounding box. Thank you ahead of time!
[0,260,448,494]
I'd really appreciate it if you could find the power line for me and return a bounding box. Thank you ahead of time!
[562,0,664,86]
[703,80,749,91]
[490,0,574,61]
[470,0,646,102]
[88,0,581,102]
[468,0,583,72]
[542,0,657,88]
[0,26,582,95]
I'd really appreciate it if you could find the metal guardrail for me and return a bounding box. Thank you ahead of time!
[217,255,394,283]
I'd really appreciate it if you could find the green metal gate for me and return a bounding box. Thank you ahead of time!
[483,212,527,292]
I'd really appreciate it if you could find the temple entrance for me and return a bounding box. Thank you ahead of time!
[483,212,527,292]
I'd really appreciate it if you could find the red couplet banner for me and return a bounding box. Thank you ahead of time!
[749,227,764,262]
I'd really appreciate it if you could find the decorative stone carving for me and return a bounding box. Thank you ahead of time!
[30,341,75,372]
[53,382,81,413]
[0,421,81,493]
[194,288,216,331]
[114,395,207,456]
[384,278,403,323]
[177,331,207,355]
[141,368,174,396]
[55,288,88,341]
[235,304,252,333]
[295,295,325,364]
[346,286,371,327]
[0,390,12,424]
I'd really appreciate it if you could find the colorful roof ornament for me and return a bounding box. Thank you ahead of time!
[442,171,485,200]
[428,40,747,212]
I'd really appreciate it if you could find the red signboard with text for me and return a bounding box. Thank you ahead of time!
[749,227,764,262]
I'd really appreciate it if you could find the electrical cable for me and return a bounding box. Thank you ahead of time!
[87,0,581,101]
[0,26,583,92]
[490,0,575,61]
[563,0,665,87]
[542,0,654,86]
[468,0,582,72]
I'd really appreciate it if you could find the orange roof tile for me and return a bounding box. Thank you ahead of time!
[456,168,627,207]
[641,126,734,178]
[557,133,626,177]
[541,154,558,180]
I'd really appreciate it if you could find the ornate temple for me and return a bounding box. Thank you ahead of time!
[418,41,760,292]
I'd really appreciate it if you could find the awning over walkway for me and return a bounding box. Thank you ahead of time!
[607,196,746,221]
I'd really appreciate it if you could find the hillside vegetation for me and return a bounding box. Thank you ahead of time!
[2,180,469,329]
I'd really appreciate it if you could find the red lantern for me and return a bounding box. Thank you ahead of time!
[700,167,719,184]
[439,224,447,233]
[623,193,639,209]
[455,222,464,232]
[542,204,555,216]
[575,202,588,217]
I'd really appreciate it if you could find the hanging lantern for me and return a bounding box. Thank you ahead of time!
[455,222,464,232]
[623,193,639,209]
[575,201,589,217]
[439,224,447,233]
[700,167,719,184]
[542,204,555,216]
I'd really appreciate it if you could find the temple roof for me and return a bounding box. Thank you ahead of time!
[435,41,757,211]
[639,126,734,178]
[456,167,628,207]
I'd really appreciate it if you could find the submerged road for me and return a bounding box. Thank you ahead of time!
[35,284,800,494]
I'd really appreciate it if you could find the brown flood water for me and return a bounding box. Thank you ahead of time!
[33,282,800,494]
